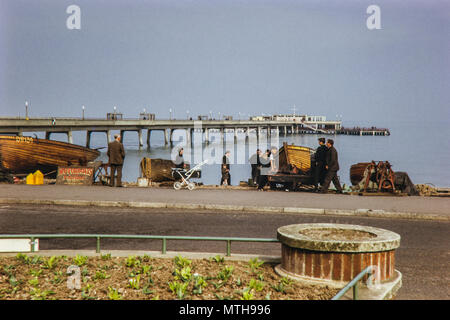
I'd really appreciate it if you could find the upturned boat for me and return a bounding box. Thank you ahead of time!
[0,135,100,175]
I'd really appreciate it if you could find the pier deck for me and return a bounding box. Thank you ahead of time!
[0,117,388,147]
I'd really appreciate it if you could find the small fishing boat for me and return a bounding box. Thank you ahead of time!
[0,135,100,175]
[268,142,315,190]
[277,142,314,173]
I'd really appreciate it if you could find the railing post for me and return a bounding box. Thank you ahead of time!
[162,238,167,254]
[353,283,359,300]
[96,237,101,253]
[30,237,35,253]
[226,240,231,256]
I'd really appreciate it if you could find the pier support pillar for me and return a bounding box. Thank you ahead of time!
[186,128,191,145]
[138,129,143,148]
[45,131,51,140]
[204,128,209,144]
[106,130,112,144]
[164,129,169,145]
[234,128,238,142]
[67,131,73,144]
[120,130,125,141]
[169,129,174,145]
[146,130,151,148]
[86,131,92,148]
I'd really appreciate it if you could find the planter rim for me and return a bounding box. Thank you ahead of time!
[277,223,400,252]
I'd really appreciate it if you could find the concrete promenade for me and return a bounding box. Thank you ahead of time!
[0,184,448,221]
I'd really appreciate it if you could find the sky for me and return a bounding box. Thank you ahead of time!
[0,0,449,127]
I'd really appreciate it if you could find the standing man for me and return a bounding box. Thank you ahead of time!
[220,150,231,186]
[249,149,261,187]
[314,138,328,192]
[320,139,343,194]
[107,134,125,187]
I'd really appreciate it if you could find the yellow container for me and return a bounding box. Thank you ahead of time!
[33,170,44,185]
[26,173,35,185]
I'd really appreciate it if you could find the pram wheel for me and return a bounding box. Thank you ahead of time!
[174,181,182,190]
[187,182,196,190]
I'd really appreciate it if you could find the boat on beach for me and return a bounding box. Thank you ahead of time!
[0,135,100,175]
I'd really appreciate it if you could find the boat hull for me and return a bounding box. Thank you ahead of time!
[0,135,100,175]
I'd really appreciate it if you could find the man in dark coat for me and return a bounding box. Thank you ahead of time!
[107,134,125,187]
[313,138,328,192]
[220,151,231,186]
[249,149,261,187]
[320,139,343,194]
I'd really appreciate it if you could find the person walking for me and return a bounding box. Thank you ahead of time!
[257,149,271,191]
[314,138,328,192]
[220,151,231,186]
[320,139,343,194]
[249,149,261,187]
[107,134,125,187]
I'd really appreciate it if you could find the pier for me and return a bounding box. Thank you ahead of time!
[0,117,388,148]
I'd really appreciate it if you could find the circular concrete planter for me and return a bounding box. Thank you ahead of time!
[276,223,401,284]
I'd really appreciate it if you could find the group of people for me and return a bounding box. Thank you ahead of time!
[313,138,343,194]
[107,133,342,193]
[248,147,278,191]
[247,137,343,193]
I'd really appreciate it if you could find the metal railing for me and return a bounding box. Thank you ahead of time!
[331,266,374,300]
[1,234,376,300]
[0,234,280,257]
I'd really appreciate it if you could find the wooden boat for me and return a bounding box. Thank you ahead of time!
[0,135,100,175]
[268,142,315,190]
[277,142,314,173]
[350,162,372,185]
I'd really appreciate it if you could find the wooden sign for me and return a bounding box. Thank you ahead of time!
[56,166,94,185]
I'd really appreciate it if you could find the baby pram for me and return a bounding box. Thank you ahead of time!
[171,159,208,190]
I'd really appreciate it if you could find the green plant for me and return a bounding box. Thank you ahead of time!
[43,256,59,269]
[8,275,20,290]
[240,288,255,300]
[107,287,122,300]
[101,253,111,260]
[192,274,208,295]
[248,258,264,272]
[128,275,141,290]
[141,265,153,276]
[125,255,141,268]
[217,265,234,281]
[94,270,110,280]
[29,269,43,277]
[16,253,30,264]
[28,277,39,287]
[174,256,191,269]
[30,255,43,265]
[81,284,96,300]
[271,277,293,293]
[30,288,55,300]
[142,286,153,295]
[210,255,225,263]
[248,278,265,292]
[168,281,189,299]
[174,266,192,282]
[73,255,88,267]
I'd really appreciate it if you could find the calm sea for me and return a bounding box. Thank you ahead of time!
[31,119,449,188]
